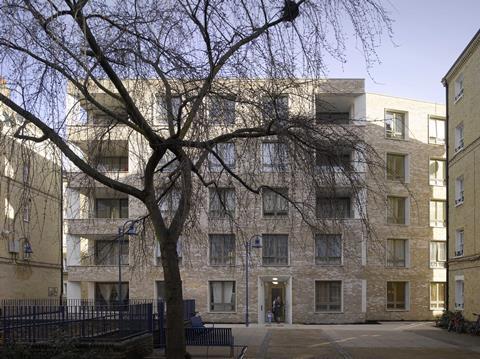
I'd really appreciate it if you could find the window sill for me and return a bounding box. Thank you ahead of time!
[430,307,445,311]
[262,264,290,267]
[455,201,464,207]
[315,263,343,267]
[385,266,408,269]
[263,214,289,218]
[314,310,344,314]
[208,310,237,314]
[386,308,409,312]
[454,93,464,104]
[386,222,409,226]
[385,136,407,141]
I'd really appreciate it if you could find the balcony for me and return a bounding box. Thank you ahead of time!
[65,218,128,236]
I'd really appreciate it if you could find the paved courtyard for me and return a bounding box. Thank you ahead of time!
[179,322,480,358]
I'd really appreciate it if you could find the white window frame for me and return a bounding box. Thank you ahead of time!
[429,159,446,186]
[455,123,464,152]
[387,196,409,225]
[455,176,464,206]
[430,282,446,310]
[386,153,409,182]
[386,281,410,311]
[208,280,236,313]
[454,275,464,310]
[428,116,446,145]
[385,110,407,140]
[455,229,464,257]
[314,280,343,313]
[23,204,30,222]
[429,241,446,269]
[429,200,446,227]
[386,238,409,268]
[454,73,464,103]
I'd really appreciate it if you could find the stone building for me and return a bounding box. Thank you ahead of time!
[0,79,63,299]
[442,29,480,321]
[64,79,446,323]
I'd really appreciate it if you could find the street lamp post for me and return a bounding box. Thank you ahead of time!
[245,235,262,327]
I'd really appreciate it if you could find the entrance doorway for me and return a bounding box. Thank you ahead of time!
[257,276,292,324]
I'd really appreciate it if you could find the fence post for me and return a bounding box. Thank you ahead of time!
[147,303,153,332]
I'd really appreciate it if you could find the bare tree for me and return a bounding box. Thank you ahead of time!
[0,1,392,357]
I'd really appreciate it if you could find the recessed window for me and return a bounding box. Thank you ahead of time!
[387,281,408,310]
[209,234,235,266]
[315,281,342,312]
[385,111,406,139]
[159,190,181,214]
[429,241,446,268]
[455,278,464,310]
[455,229,464,257]
[97,156,128,172]
[454,73,464,102]
[262,234,288,266]
[262,142,288,172]
[455,176,464,206]
[263,95,289,125]
[208,143,235,172]
[95,198,129,218]
[387,196,407,224]
[386,154,406,181]
[430,282,446,310]
[262,188,288,217]
[155,239,182,266]
[209,95,236,124]
[95,282,129,306]
[153,94,182,125]
[209,188,235,218]
[455,123,464,152]
[386,239,407,268]
[209,281,235,312]
[95,239,129,265]
[316,147,352,172]
[430,200,446,227]
[315,234,342,265]
[316,195,352,219]
[429,159,446,186]
[316,112,350,124]
[429,117,446,144]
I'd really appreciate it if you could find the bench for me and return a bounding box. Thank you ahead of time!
[185,327,234,357]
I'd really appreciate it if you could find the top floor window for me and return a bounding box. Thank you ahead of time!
[153,94,182,125]
[209,95,236,124]
[316,112,350,124]
[263,95,288,124]
[429,117,446,144]
[455,123,464,152]
[262,142,288,172]
[97,156,128,172]
[316,147,352,172]
[95,198,128,219]
[385,111,406,140]
[208,143,235,172]
[454,73,464,102]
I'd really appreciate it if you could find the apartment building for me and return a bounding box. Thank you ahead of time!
[442,29,480,321]
[64,79,445,323]
[0,79,63,299]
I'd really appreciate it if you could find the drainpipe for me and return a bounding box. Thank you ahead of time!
[444,82,450,311]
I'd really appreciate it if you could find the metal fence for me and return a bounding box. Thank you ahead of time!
[1,302,153,344]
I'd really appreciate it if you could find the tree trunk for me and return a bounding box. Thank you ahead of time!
[147,202,185,358]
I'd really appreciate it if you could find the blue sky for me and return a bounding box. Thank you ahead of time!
[325,0,479,103]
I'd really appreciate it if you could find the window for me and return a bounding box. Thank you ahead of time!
[385,111,405,139]
[209,188,235,218]
[455,176,464,206]
[429,117,446,144]
[315,234,341,265]
[316,196,351,219]
[159,189,181,214]
[153,94,182,124]
[156,281,165,301]
[209,234,235,266]
[262,234,288,266]
[387,196,406,224]
[4,157,14,178]
[22,162,29,183]
[387,282,408,310]
[455,278,464,310]
[430,282,446,310]
[208,143,235,172]
[262,188,288,217]
[454,73,464,102]
[315,281,342,312]
[386,154,406,181]
[158,150,178,173]
[429,159,446,186]
[262,142,288,172]
[95,240,129,265]
[430,241,446,268]
[23,205,30,222]
[316,147,352,172]
[455,229,464,257]
[209,95,236,124]
[209,281,235,312]
[455,123,464,152]
[430,200,446,227]
[386,239,407,267]
[95,198,128,218]
[155,239,182,265]
[97,156,128,172]
[95,282,129,306]
[316,112,350,124]
[263,95,289,124]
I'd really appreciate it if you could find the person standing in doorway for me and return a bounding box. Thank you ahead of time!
[272,296,282,323]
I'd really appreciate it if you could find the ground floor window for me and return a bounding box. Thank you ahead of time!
[156,281,165,301]
[455,278,464,310]
[430,282,446,310]
[95,282,129,305]
[315,281,342,312]
[387,281,408,310]
[209,281,235,312]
